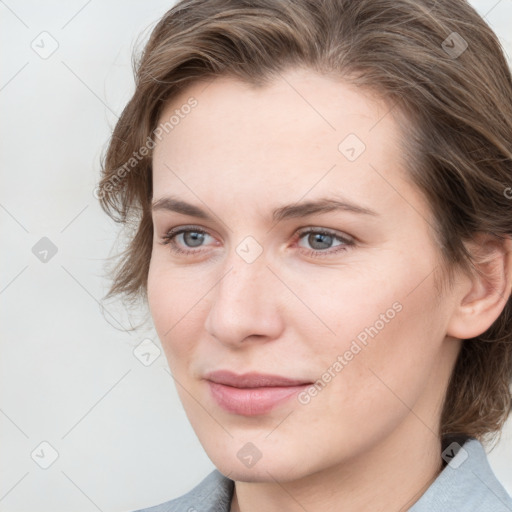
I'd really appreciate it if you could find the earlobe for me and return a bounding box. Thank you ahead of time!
[446,234,512,340]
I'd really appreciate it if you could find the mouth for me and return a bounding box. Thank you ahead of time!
[204,370,313,416]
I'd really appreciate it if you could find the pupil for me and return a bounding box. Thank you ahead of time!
[309,233,332,250]
[184,231,204,247]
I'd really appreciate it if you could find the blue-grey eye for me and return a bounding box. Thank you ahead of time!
[298,230,347,251]
[180,231,206,247]
[310,233,333,250]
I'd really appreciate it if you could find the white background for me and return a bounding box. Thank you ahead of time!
[1,1,511,511]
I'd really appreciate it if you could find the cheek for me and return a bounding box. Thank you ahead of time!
[294,249,444,382]
[276,257,403,357]
[147,258,215,369]
[305,264,446,435]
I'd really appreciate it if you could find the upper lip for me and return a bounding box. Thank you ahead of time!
[204,370,312,388]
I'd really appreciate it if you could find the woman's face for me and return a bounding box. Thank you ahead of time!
[148,68,462,481]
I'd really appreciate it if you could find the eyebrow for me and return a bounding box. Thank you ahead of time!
[152,197,211,219]
[151,196,379,222]
[272,197,378,221]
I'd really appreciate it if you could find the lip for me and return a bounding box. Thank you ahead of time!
[204,370,312,416]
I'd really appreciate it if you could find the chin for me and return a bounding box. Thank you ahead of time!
[205,446,318,483]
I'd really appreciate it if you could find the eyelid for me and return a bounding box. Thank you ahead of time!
[291,227,356,259]
[295,226,354,240]
[161,224,218,240]
[160,225,219,253]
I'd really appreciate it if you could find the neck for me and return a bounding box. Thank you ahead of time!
[230,416,443,512]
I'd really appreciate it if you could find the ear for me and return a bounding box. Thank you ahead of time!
[446,234,512,340]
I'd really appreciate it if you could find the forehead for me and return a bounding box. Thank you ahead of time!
[151,69,428,226]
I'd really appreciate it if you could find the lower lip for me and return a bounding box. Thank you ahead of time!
[207,381,310,416]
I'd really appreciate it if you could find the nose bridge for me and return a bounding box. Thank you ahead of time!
[204,246,283,345]
[216,251,272,317]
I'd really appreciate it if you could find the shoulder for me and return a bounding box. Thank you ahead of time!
[132,470,234,512]
[411,438,512,512]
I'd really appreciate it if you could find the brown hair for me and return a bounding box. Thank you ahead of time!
[98,0,512,442]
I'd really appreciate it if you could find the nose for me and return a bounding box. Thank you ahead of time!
[204,251,285,348]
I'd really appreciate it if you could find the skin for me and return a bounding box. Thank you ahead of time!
[147,68,512,512]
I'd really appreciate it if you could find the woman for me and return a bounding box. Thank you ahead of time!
[98,0,512,510]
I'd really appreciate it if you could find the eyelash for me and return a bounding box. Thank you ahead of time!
[160,226,213,256]
[160,225,355,258]
[295,227,354,258]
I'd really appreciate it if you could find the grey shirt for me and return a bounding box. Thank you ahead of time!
[135,438,512,511]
